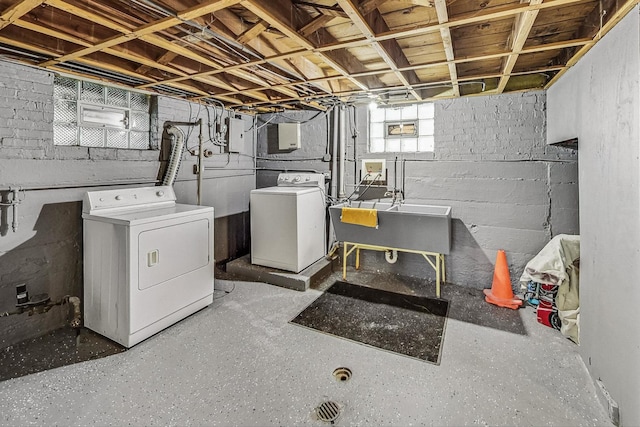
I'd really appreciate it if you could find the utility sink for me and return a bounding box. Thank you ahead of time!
[329,201,452,254]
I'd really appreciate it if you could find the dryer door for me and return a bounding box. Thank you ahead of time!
[138,218,210,290]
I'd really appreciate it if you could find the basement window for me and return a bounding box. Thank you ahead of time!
[53,76,151,149]
[369,103,434,152]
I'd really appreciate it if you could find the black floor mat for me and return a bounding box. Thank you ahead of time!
[290,281,449,364]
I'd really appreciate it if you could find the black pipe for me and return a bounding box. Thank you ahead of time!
[164,121,200,127]
[402,159,406,199]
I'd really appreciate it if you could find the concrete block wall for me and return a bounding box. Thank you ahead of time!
[0,59,254,349]
[383,92,579,288]
[256,92,579,290]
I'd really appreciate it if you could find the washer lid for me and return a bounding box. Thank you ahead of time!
[251,186,322,196]
[82,203,213,226]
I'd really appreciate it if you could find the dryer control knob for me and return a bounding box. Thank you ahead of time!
[156,191,164,197]
[115,195,122,201]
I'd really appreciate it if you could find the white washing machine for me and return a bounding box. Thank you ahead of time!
[250,173,326,273]
[82,186,214,348]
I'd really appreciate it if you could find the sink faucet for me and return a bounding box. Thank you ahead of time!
[384,189,404,205]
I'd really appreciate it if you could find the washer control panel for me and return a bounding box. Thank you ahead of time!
[276,173,325,189]
[83,185,177,214]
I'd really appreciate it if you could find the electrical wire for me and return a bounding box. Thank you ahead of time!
[256,115,276,131]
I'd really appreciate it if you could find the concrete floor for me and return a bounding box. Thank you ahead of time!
[0,274,611,426]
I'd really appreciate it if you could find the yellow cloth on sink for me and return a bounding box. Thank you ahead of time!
[341,207,378,228]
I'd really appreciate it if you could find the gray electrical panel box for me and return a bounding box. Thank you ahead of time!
[226,117,244,153]
[278,122,301,150]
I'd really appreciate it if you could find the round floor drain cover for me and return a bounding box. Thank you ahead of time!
[316,401,340,423]
[332,367,352,382]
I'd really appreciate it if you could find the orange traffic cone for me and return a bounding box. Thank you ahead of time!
[483,250,523,309]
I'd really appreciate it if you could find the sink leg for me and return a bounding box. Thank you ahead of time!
[436,258,441,298]
[343,243,347,280]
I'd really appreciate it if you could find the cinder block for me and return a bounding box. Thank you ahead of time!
[549,162,578,183]
[89,147,118,160]
[53,146,90,160]
[0,147,46,159]
[550,182,579,209]
[1,136,46,148]
[550,206,579,235]
[117,149,158,161]
[405,176,548,205]
[454,225,550,255]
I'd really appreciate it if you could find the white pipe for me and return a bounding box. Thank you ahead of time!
[330,106,339,200]
[339,105,347,198]
[385,250,398,264]
[162,125,185,187]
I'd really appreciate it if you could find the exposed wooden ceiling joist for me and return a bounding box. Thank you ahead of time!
[497,0,543,93]
[0,0,636,109]
[0,0,43,29]
[41,0,303,103]
[546,0,640,87]
[236,19,269,44]
[434,0,459,97]
[336,0,423,101]
[241,0,385,92]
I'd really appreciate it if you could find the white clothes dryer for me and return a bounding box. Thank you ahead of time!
[82,186,214,347]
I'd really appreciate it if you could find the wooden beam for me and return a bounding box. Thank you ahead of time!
[13,17,248,95]
[43,0,588,91]
[373,0,587,42]
[139,37,590,100]
[237,20,269,44]
[546,0,618,69]
[136,49,310,89]
[0,0,46,29]
[242,0,385,91]
[292,1,349,18]
[216,63,562,101]
[13,19,196,80]
[227,0,590,60]
[359,0,388,15]
[39,0,242,67]
[44,0,138,33]
[434,0,459,97]
[298,14,334,37]
[135,50,179,75]
[336,0,422,100]
[546,0,640,88]
[497,0,543,93]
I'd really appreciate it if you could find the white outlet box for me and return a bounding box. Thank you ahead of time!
[361,158,386,182]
